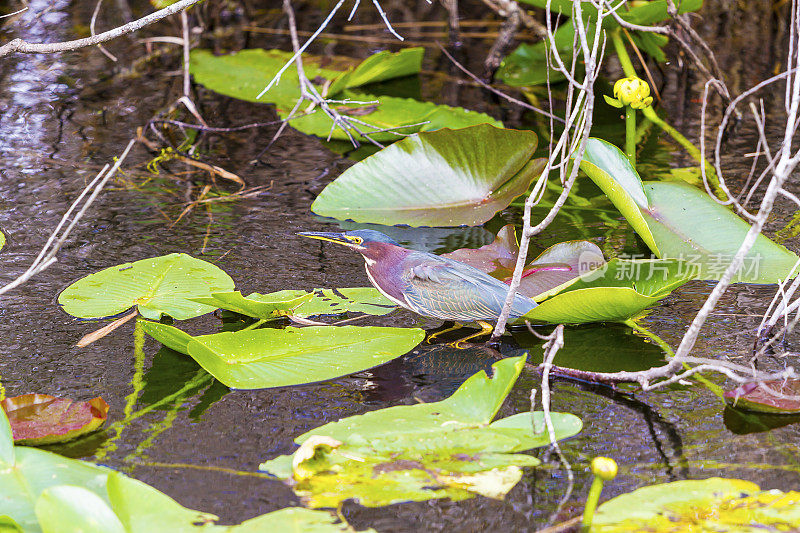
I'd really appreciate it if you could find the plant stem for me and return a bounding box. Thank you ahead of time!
[625,106,636,168]
[581,476,604,531]
[610,30,721,193]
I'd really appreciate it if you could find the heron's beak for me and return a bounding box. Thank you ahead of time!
[297,231,354,247]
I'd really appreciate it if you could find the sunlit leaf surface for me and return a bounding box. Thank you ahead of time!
[592,477,800,532]
[259,357,582,507]
[312,125,546,226]
[1,394,109,445]
[141,322,424,389]
[580,138,799,283]
[189,48,500,141]
[0,409,367,532]
[516,258,692,324]
[58,253,235,320]
[192,288,396,320]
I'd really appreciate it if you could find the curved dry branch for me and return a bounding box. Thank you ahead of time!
[0,0,202,57]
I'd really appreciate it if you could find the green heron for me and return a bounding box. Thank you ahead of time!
[298,229,537,345]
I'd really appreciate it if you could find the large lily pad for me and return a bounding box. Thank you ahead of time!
[580,138,799,283]
[58,253,235,320]
[190,48,500,142]
[191,288,396,320]
[312,124,547,226]
[140,321,424,389]
[1,394,109,445]
[516,258,692,324]
[592,477,800,531]
[259,356,582,507]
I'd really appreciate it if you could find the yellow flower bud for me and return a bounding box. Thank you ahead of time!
[591,457,618,480]
[613,76,653,109]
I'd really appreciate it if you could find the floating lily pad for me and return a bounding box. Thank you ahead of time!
[580,138,799,283]
[259,356,582,507]
[190,48,499,142]
[724,379,800,414]
[192,288,396,320]
[592,477,800,532]
[58,253,235,320]
[312,124,547,227]
[1,394,109,446]
[140,321,424,389]
[516,258,692,324]
[0,408,368,532]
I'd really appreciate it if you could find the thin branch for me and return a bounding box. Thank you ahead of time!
[0,0,204,57]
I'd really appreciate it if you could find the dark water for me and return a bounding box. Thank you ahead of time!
[1,0,799,530]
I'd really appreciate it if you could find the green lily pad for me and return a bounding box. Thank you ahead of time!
[259,356,582,507]
[1,394,109,445]
[312,124,547,226]
[0,408,368,532]
[516,258,692,324]
[57,253,235,320]
[192,288,396,320]
[190,48,500,142]
[140,322,424,389]
[592,477,800,532]
[580,138,799,283]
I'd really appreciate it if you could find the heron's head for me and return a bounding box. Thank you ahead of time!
[297,229,400,252]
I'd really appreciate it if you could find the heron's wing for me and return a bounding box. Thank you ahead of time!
[402,256,535,321]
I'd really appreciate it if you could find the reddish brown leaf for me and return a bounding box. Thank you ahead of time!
[1,394,109,445]
[724,380,800,414]
[441,225,519,278]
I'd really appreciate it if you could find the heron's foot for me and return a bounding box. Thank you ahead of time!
[449,321,494,349]
[426,322,461,343]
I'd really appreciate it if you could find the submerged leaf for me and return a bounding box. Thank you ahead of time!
[724,379,800,414]
[260,357,582,507]
[580,138,800,283]
[58,253,235,320]
[1,395,109,445]
[141,322,424,389]
[312,124,546,227]
[592,477,800,532]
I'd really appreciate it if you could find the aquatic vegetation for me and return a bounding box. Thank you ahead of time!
[591,477,800,531]
[724,379,800,414]
[312,124,546,226]
[259,356,582,507]
[580,138,800,282]
[0,408,366,532]
[140,321,424,389]
[1,395,108,446]
[58,253,235,320]
[190,48,500,142]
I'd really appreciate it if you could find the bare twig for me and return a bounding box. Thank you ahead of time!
[0,0,203,57]
[90,0,118,62]
[0,139,137,296]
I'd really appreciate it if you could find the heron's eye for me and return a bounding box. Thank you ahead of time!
[350,236,364,245]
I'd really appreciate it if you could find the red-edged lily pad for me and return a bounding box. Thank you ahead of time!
[1,394,109,445]
[442,224,605,299]
[724,380,800,414]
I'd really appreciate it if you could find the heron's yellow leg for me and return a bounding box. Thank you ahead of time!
[426,322,463,343]
[452,321,494,349]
